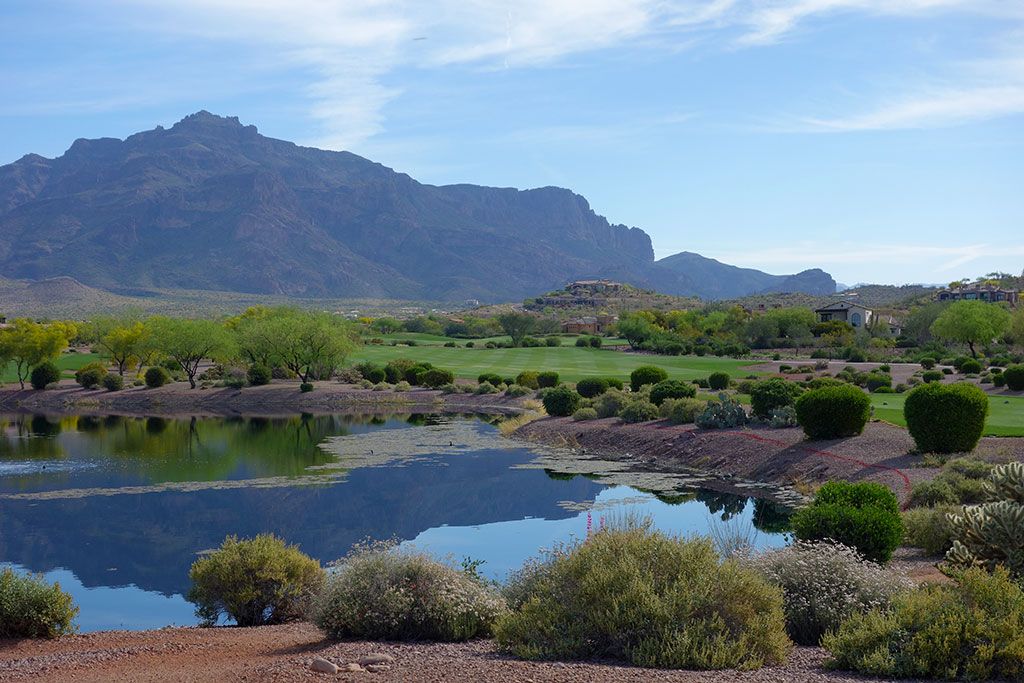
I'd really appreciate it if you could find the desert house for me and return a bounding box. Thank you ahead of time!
[814,301,873,328]
[936,282,1019,305]
[562,314,618,335]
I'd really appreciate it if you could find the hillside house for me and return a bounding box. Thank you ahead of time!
[562,314,617,335]
[814,301,873,328]
[937,283,1018,305]
[566,279,624,296]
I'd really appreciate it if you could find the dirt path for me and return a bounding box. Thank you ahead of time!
[0,623,933,682]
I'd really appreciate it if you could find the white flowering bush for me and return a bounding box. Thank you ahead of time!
[311,541,506,641]
[746,541,911,645]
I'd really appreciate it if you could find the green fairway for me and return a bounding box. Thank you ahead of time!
[870,393,1024,437]
[350,345,756,383]
[1,352,101,384]
[365,333,630,347]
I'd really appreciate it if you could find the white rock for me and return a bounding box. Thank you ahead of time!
[358,653,395,666]
[311,657,339,674]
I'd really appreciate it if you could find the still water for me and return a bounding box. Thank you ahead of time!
[0,412,791,632]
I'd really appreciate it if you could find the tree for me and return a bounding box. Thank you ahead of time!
[616,313,657,349]
[902,302,946,345]
[497,312,536,346]
[95,319,150,376]
[930,300,1011,358]
[0,319,75,389]
[370,317,401,335]
[230,306,286,368]
[260,310,357,383]
[1009,307,1024,349]
[147,317,235,388]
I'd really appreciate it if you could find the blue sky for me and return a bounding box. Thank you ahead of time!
[2,1,1022,285]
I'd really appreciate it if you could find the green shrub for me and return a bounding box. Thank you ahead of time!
[504,383,531,397]
[707,371,730,390]
[695,394,748,429]
[920,358,936,369]
[299,382,314,392]
[74,362,108,389]
[393,380,411,392]
[902,505,959,555]
[630,365,668,392]
[747,541,910,646]
[620,400,660,423]
[750,378,802,419]
[794,384,870,440]
[921,369,943,383]
[904,382,989,454]
[144,366,171,388]
[593,389,630,418]
[247,364,271,386]
[101,373,124,392]
[477,372,502,386]
[604,377,624,390]
[1004,365,1024,390]
[993,373,1006,388]
[864,373,891,392]
[30,362,61,390]
[575,377,609,398]
[515,371,540,389]
[572,407,598,421]
[536,371,559,388]
[823,568,1024,681]
[791,482,903,563]
[312,542,505,641]
[959,358,982,374]
[187,534,324,627]
[475,381,499,395]
[545,336,560,347]
[0,568,78,638]
[419,368,455,388]
[909,478,957,507]
[649,379,696,406]
[541,385,581,417]
[660,397,706,424]
[574,337,587,347]
[496,527,790,669]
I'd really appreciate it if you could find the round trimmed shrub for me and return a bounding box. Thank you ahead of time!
[791,482,903,564]
[1003,365,1024,391]
[101,373,124,392]
[541,385,581,417]
[419,368,455,388]
[630,365,668,392]
[144,366,171,388]
[246,364,272,386]
[496,527,790,669]
[620,400,660,423]
[993,373,1007,388]
[920,358,936,369]
[649,379,697,406]
[921,370,943,383]
[707,372,730,390]
[959,358,982,374]
[904,382,989,454]
[0,567,78,638]
[661,397,706,425]
[750,378,802,419]
[478,372,503,386]
[572,407,598,421]
[575,377,609,398]
[794,385,870,440]
[593,390,630,418]
[864,373,891,393]
[536,371,559,388]
[75,362,108,389]
[515,371,540,389]
[313,542,505,641]
[604,377,624,390]
[30,362,61,390]
[187,534,324,627]
[299,382,314,393]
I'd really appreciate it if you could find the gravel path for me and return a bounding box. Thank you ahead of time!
[0,624,916,682]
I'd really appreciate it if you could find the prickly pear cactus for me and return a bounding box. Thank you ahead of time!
[945,462,1024,579]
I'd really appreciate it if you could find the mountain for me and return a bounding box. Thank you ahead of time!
[0,112,834,302]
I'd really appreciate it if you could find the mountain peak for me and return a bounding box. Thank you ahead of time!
[171,111,254,133]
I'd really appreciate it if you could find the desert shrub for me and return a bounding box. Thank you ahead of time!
[358,379,374,389]
[545,336,560,347]
[383,358,421,384]
[604,377,623,390]
[823,568,1024,681]
[791,482,903,563]
[846,348,867,363]
[101,373,124,392]
[575,377,609,398]
[30,362,61,390]
[993,373,1006,388]
[593,389,630,418]
[746,541,911,646]
[541,385,581,416]
[589,336,602,348]
[920,357,936,369]
[300,382,314,392]
[574,337,587,347]
[502,376,515,386]
[144,366,171,388]
[495,527,790,669]
[187,534,324,627]
[944,462,1024,580]
[750,378,802,419]
[572,407,598,421]
[75,362,108,389]
[649,379,697,406]
[393,380,411,392]
[909,478,957,507]
[794,384,870,440]
[246,364,272,386]
[620,400,660,423]
[1004,365,1024,390]
[0,568,78,639]
[515,371,540,389]
[630,365,668,392]
[475,381,499,394]
[478,372,503,386]
[660,397,706,425]
[921,370,943,383]
[504,384,532,397]
[312,542,505,641]
[959,358,982,374]
[706,371,730,390]
[536,371,559,388]
[768,405,798,428]
[902,505,959,555]
[904,382,989,454]
[864,373,891,392]
[695,394,748,429]
[418,368,454,389]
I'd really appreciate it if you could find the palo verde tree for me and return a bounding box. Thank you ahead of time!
[496,312,536,346]
[147,317,235,388]
[0,319,76,389]
[226,306,282,368]
[94,317,150,376]
[261,310,357,383]
[930,300,1011,358]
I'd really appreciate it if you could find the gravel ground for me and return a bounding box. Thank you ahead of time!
[0,623,918,682]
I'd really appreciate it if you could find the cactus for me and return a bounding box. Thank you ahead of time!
[945,462,1024,580]
[695,393,748,429]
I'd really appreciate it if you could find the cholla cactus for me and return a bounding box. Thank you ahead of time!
[945,462,1024,579]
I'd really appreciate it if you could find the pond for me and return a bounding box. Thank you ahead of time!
[0,412,793,632]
